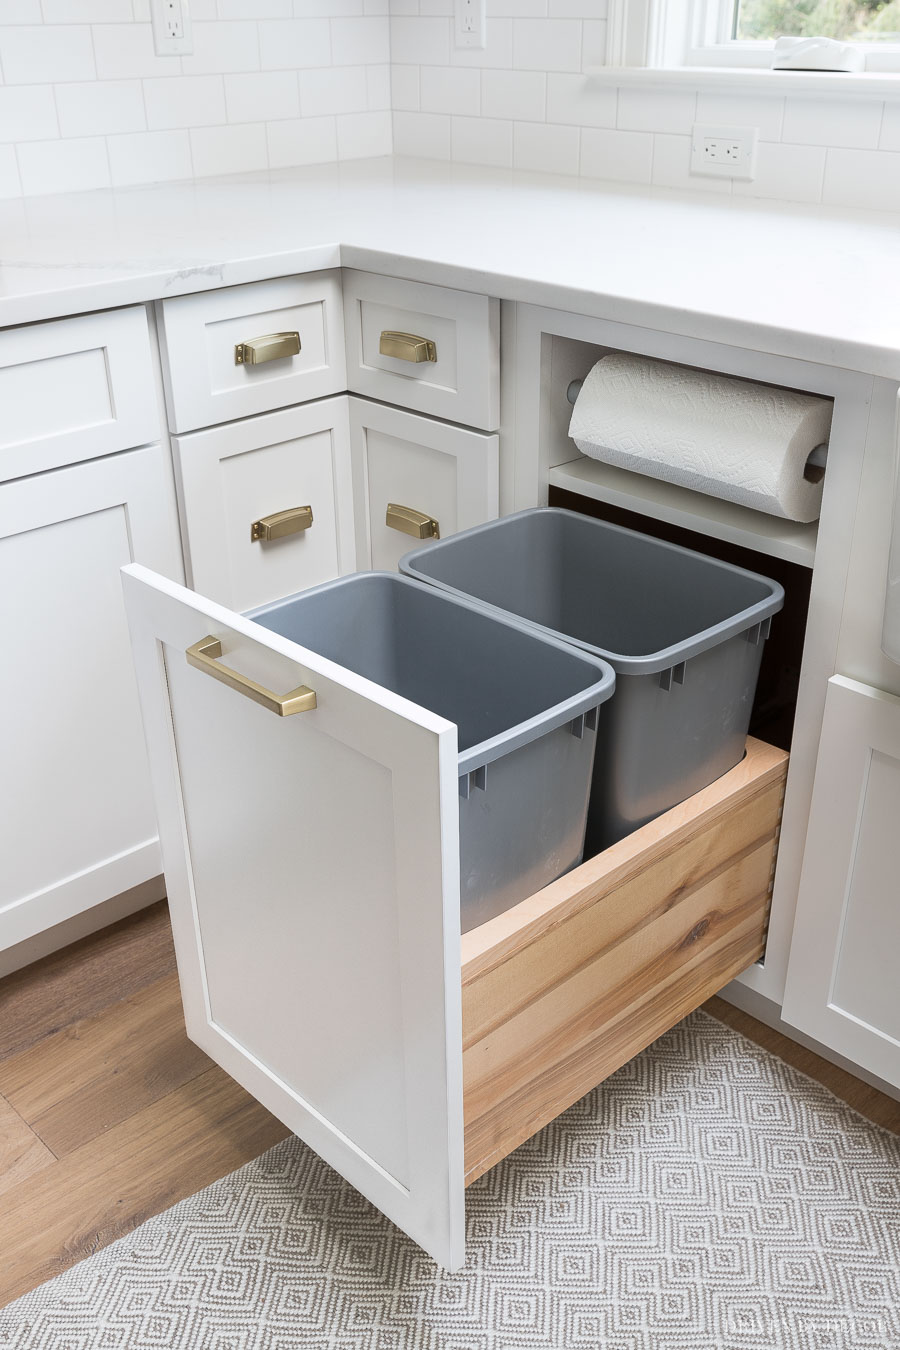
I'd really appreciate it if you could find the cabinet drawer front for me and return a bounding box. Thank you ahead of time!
[349,397,498,572]
[159,273,346,434]
[343,271,499,431]
[460,736,788,1186]
[0,307,157,481]
[174,397,355,613]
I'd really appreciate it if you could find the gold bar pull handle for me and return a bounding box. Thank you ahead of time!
[379,330,437,364]
[234,331,301,365]
[386,503,440,540]
[250,505,313,542]
[186,636,316,717]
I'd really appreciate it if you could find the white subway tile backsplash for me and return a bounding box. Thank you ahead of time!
[695,91,783,142]
[367,64,392,109]
[225,71,300,123]
[56,80,145,138]
[581,19,607,69]
[332,16,391,64]
[337,108,392,157]
[190,121,268,176]
[391,17,450,65]
[618,87,696,135]
[550,0,607,13]
[0,146,22,200]
[652,132,731,194]
[17,137,110,195]
[218,0,292,16]
[94,24,174,79]
[513,18,581,72]
[547,72,615,128]
[0,87,59,144]
[267,115,337,165]
[823,146,900,212]
[420,65,480,116]
[733,140,825,204]
[391,64,420,110]
[451,114,512,166]
[107,128,192,186]
[783,96,883,149]
[0,1,41,21]
[392,109,451,157]
[301,66,368,116]
[0,26,95,84]
[42,0,132,20]
[185,21,262,74]
[513,120,579,174]
[580,126,651,183]
[144,75,225,130]
[482,69,545,121]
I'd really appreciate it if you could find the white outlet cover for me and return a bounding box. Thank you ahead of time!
[690,123,758,181]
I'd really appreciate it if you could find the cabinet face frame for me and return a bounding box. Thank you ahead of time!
[0,306,158,482]
[783,675,900,1087]
[0,446,182,950]
[348,395,499,572]
[158,272,347,434]
[510,301,877,1006]
[122,564,466,1271]
[173,395,356,612]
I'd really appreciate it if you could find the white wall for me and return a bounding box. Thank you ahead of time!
[0,1,391,198]
[389,2,900,211]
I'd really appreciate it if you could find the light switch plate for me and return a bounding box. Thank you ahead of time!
[691,124,758,180]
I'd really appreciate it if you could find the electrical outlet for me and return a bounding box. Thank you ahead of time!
[455,0,486,50]
[690,124,758,180]
[151,0,193,56]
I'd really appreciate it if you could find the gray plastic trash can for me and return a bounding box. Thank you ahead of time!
[400,508,785,853]
[249,572,615,933]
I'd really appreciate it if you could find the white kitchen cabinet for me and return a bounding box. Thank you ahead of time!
[343,270,500,431]
[173,396,355,612]
[0,446,183,951]
[782,675,900,1088]
[0,307,158,482]
[123,561,787,1271]
[349,397,498,573]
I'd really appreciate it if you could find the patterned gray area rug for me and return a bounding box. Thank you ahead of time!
[2,1010,899,1350]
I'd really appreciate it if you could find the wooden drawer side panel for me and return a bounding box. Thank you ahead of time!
[461,737,788,1186]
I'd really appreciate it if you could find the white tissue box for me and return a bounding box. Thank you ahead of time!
[772,36,865,72]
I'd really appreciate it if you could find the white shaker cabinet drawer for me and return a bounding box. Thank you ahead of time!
[349,397,498,573]
[173,397,355,612]
[0,307,157,482]
[343,270,499,431]
[158,273,346,434]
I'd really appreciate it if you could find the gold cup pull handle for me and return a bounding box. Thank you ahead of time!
[234,331,301,366]
[379,331,437,364]
[250,505,313,542]
[186,636,316,717]
[385,503,440,540]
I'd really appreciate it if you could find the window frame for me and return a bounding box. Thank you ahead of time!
[607,0,900,74]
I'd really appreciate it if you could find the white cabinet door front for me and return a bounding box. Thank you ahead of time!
[121,564,465,1270]
[0,446,183,949]
[350,397,498,573]
[173,397,355,612]
[783,675,900,1088]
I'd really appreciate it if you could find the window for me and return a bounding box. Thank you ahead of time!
[608,0,900,73]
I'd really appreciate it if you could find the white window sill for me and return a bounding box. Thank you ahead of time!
[584,65,900,97]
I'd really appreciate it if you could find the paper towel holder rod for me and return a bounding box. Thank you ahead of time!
[565,379,828,483]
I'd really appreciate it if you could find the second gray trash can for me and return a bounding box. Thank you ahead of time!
[249,572,615,933]
[400,508,785,853]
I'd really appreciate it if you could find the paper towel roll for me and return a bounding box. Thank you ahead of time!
[568,353,832,523]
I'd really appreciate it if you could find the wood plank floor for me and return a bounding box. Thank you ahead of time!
[0,903,289,1309]
[0,902,897,1309]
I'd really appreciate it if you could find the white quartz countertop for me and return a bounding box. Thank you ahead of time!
[2,156,899,378]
